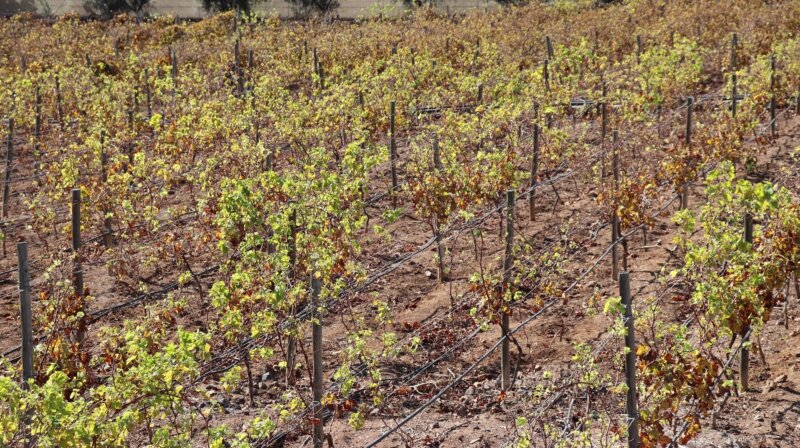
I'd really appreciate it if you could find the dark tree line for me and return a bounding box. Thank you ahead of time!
[85,0,622,21]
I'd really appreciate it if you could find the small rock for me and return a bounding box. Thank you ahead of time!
[425,270,434,279]
[261,373,270,382]
[370,408,380,416]
[754,414,764,422]
[465,387,475,397]
[775,374,788,383]
[432,421,440,429]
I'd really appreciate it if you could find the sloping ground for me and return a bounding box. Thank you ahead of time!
[277,117,800,448]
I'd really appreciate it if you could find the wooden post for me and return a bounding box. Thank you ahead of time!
[18,241,33,386]
[389,101,398,207]
[234,39,240,68]
[684,96,694,146]
[685,96,693,146]
[601,82,608,178]
[796,87,800,116]
[545,36,553,60]
[635,35,642,65]
[529,122,540,221]
[18,240,33,448]
[248,48,254,70]
[144,69,152,120]
[34,87,41,177]
[72,188,83,287]
[611,130,620,281]
[477,82,484,104]
[71,189,85,343]
[770,54,777,139]
[611,211,621,281]
[730,33,737,73]
[286,207,298,387]
[55,75,64,130]
[3,118,13,219]
[233,7,239,34]
[311,275,324,448]
[433,135,445,282]
[100,132,113,247]
[171,47,177,80]
[501,190,515,391]
[620,272,639,448]
[681,97,693,210]
[613,130,620,187]
[543,59,550,91]
[731,73,738,118]
[313,47,319,87]
[740,214,753,391]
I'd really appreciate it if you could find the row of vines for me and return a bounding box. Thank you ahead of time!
[0,0,799,446]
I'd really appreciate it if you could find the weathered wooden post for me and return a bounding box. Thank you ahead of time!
[3,118,13,219]
[72,188,85,343]
[601,82,608,178]
[611,130,620,281]
[311,275,324,448]
[18,240,33,448]
[55,74,64,130]
[770,54,777,139]
[740,214,753,391]
[100,132,113,247]
[635,35,642,65]
[171,47,178,80]
[529,122,540,221]
[34,87,41,177]
[543,59,550,91]
[389,101,399,207]
[18,241,32,386]
[681,97,693,210]
[286,206,298,387]
[501,190,515,391]
[433,135,445,282]
[144,68,152,120]
[620,272,639,448]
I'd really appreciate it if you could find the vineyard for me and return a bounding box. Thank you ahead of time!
[1,0,800,446]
